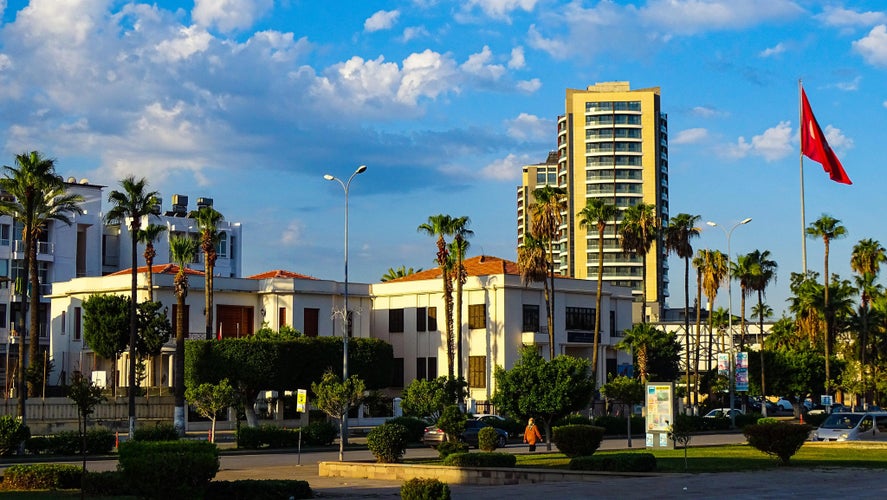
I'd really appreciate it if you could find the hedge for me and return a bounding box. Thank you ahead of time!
[1,464,82,490]
[552,425,605,457]
[401,477,451,500]
[569,453,657,472]
[744,422,813,465]
[118,440,219,499]
[205,479,312,499]
[443,452,516,467]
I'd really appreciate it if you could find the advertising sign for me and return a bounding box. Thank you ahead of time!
[645,383,673,432]
[717,353,729,377]
[735,352,749,392]
[296,389,307,413]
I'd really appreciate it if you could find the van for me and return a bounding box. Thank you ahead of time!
[811,412,887,442]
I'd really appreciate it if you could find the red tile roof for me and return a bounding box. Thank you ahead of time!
[384,255,521,283]
[247,269,318,280]
[108,264,204,276]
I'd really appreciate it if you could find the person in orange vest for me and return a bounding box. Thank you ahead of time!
[523,417,542,452]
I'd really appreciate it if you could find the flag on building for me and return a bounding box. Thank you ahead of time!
[800,87,852,185]
[217,322,223,340]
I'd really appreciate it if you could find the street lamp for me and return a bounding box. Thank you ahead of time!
[323,164,367,446]
[706,217,752,429]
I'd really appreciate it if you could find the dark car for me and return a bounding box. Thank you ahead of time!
[422,418,508,448]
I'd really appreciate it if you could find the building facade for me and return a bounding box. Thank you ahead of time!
[520,81,669,321]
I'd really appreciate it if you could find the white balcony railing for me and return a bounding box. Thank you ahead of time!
[13,240,54,256]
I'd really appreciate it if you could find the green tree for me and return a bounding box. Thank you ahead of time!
[195,206,224,341]
[137,223,167,302]
[0,151,83,419]
[699,249,728,380]
[418,214,457,378]
[577,198,618,381]
[136,300,173,392]
[82,294,130,397]
[400,377,467,422]
[664,214,701,406]
[106,176,160,438]
[67,372,106,475]
[731,252,757,350]
[850,238,885,407]
[600,375,644,447]
[170,235,199,435]
[616,323,660,384]
[492,346,594,451]
[185,378,235,443]
[806,213,847,388]
[747,249,777,414]
[380,265,421,282]
[517,233,551,348]
[530,185,567,360]
[311,370,365,462]
[619,202,658,321]
[449,216,472,388]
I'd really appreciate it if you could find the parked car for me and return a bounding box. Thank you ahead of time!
[422,418,508,448]
[703,408,743,419]
[776,399,794,411]
[811,412,887,442]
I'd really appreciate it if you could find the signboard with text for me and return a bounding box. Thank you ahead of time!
[735,352,749,392]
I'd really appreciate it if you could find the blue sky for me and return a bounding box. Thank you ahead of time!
[1,1,886,318]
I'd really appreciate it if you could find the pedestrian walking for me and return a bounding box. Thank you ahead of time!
[523,418,542,452]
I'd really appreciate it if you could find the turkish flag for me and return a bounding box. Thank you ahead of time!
[801,88,852,185]
[217,322,223,340]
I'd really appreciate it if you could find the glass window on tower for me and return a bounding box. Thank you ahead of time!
[0,224,9,246]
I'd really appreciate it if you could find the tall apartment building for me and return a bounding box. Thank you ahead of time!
[521,82,669,320]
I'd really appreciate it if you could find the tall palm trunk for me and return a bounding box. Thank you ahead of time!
[27,233,40,397]
[455,250,464,384]
[547,240,556,360]
[757,289,767,416]
[823,239,831,388]
[173,275,187,436]
[144,243,156,302]
[693,272,702,407]
[592,225,605,380]
[739,290,747,350]
[682,255,690,408]
[205,261,214,340]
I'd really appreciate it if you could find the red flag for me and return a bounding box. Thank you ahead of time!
[801,88,851,184]
[217,322,223,340]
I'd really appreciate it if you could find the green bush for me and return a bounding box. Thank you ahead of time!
[118,440,219,498]
[236,424,305,449]
[366,423,410,463]
[236,425,263,449]
[744,422,813,465]
[435,440,469,459]
[0,415,30,456]
[387,416,428,442]
[552,425,605,457]
[756,417,780,425]
[591,415,645,435]
[134,422,180,441]
[1,464,81,490]
[84,427,115,454]
[437,405,466,442]
[81,471,129,496]
[205,479,312,499]
[25,435,51,454]
[477,426,499,452]
[554,414,593,426]
[302,420,338,446]
[736,412,763,428]
[401,477,451,500]
[27,429,112,456]
[569,453,657,472]
[443,452,516,467]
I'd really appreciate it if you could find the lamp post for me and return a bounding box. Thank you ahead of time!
[706,217,752,429]
[323,164,367,446]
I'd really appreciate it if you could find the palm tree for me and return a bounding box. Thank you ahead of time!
[380,265,421,282]
[616,323,662,384]
[700,249,728,380]
[195,206,224,340]
[170,235,199,435]
[806,214,847,388]
[619,202,658,321]
[418,214,456,379]
[850,238,885,407]
[0,151,83,421]
[664,213,701,407]
[530,185,566,360]
[517,233,552,353]
[578,198,618,380]
[691,250,706,406]
[138,224,167,302]
[731,253,756,350]
[747,249,777,414]
[449,216,472,384]
[106,176,160,439]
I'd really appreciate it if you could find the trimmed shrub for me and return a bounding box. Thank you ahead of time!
[205,479,312,499]
[236,424,305,449]
[366,423,410,463]
[756,417,780,425]
[0,415,30,457]
[569,453,657,472]
[437,405,466,442]
[401,477,451,500]
[744,422,813,465]
[118,440,219,498]
[552,425,605,458]
[554,414,593,426]
[81,471,129,496]
[443,452,516,467]
[1,464,82,490]
[134,422,180,442]
[236,425,263,449]
[25,435,51,455]
[387,416,427,443]
[591,415,645,435]
[477,426,499,452]
[435,440,469,459]
[302,420,338,446]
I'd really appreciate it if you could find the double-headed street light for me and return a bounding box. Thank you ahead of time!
[706,217,752,429]
[323,165,366,448]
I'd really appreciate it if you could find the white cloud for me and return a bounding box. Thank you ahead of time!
[516,78,541,93]
[464,0,538,20]
[822,124,853,152]
[505,113,552,142]
[192,0,274,34]
[853,25,887,67]
[508,46,525,69]
[759,42,786,57]
[672,128,709,145]
[154,25,213,62]
[834,76,861,91]
[365,10,400,32]
[726,121,793,161]
[280,219,305,246]
[816,6,887,28]
[460,46,506,81]
[402,26,429,42]
[479,153,527,180]
[639,0,802,36]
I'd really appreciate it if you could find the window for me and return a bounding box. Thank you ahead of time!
[416,357,427,381]
[416,307,427,332]
[391,358,404,388]
[60,309,65,334]
[389,308,404,333]
[565,307,595,331]
[0,304,6,329]
[522,304,539,332]
[304,308,319,337]
[74,307,82,341]
[0,224,9,246]
[427,307,438,331]
[216,232,228,258]
[468,304,486,329]
[428,357,437,379]
[610,311,617,337]
[468,356,486,388]
[278,307,286,327]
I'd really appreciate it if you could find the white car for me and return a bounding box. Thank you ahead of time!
[703,408,743,419]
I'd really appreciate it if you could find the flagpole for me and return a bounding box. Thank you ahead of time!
[799,79,807,273]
